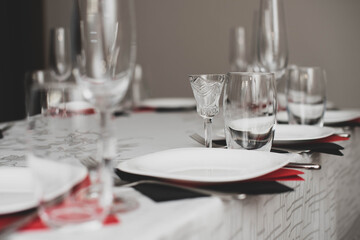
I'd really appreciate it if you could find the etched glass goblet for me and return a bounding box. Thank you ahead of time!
[189,74,225,148]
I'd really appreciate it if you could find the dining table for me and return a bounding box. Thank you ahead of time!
[0,110,359,240]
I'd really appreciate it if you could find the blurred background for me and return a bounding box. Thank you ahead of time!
[1,0,360,122]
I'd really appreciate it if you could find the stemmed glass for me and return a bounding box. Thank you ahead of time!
[189,74,225,148]
[257,0,288,77]
[75,0,136,210]
[49,27,72,82]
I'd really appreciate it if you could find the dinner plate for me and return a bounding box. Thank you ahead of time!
[277,110,360,124]
[213,124,335,144]
[274,124,335,144]
[0,166,87,215]
[0,168,38,215]
[140,98,196,109]
[117,148,291,183]
[324,110,360,124]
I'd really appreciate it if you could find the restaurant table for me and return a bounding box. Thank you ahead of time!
[1,111,359,240]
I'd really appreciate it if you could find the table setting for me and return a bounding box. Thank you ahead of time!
[0,0,360,239]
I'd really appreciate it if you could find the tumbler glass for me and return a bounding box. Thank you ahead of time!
[223,72,277,151]
[286,67,326,126]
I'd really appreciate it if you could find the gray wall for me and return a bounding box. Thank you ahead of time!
[45,0,360,108]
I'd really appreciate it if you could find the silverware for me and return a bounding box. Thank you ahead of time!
[285,162,321,170]
[117,180,246,201]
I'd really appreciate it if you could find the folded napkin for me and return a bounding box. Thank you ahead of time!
[133,106,196,113]
[210,135,347,156]
[115,168,303,202]
[0,210,119,234]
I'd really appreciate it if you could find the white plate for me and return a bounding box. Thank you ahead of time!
[324,110,360,124]
[117,148,292,183]
[277,110,360,124]
[0,166,87,215]
[140,98,196,109]
[274,124,335,144]
[214,124,335,144]
[0,168,38,215]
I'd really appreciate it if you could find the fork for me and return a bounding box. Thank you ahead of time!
[116,179,247,201]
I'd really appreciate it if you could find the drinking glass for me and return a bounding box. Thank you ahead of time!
[26,74,112,229]
[257,0,288,77]
[189,74,225,148]
[75,0,136,211]
[229,27,247,72]
[286,67,327,126]
[223,72,277,151]
[49,27,72,82]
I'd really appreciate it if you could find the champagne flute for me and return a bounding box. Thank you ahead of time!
[75,0,136,211]
[49,27,72,82]
[189,74,225,148]
[257,0,288,77]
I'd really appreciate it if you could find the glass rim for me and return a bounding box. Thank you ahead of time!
[188,73,225,78]
[288,66,323,71]
[226,72,275,78]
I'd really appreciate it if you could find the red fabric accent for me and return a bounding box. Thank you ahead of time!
[0,175,120,233]
[18,214,120,232]
[133,107,155,113]
[172,167,304,187]
[314,134,350,143]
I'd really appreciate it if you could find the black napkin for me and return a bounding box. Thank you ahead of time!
[115,169,293,202]
[135,106,196,113]
[212,139,344,156]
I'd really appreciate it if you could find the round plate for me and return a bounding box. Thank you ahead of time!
[0,166,87,215]
[274,124,335,143]
[277,110,360,124]
[140,98,196,109]
[324,110,360,124]
[0,168,38,214]
[117,148,293,183]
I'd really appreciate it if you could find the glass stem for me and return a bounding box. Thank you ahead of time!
[99,110,115,173]
[204,118,213,148]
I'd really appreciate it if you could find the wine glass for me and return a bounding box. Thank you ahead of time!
[189,74,225,148]
[26,72,111,229]
[257,0,288,77]
[75,0,136,211]
[49,27,72,82]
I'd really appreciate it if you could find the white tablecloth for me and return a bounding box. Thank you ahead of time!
[1,112,360,240]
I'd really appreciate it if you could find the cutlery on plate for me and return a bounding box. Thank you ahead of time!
[116,180,246,201]
[284,162,321,170]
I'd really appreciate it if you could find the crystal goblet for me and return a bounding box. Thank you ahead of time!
[189,74,225,148]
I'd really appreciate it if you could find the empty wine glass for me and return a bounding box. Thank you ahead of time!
[75,0,136,212]
[257,0,288,77]
[49,27,72,82]
[189,74,225,148]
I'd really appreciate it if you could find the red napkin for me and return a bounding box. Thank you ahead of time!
[133,107,155,113]
[0,175,120,234]
[19,214,119,232]
[169,167,304,187]
[314,134,350,143]
[247,168,304,182]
